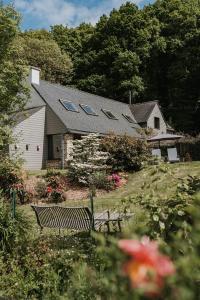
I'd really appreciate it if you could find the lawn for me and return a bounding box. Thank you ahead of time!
[22,162,200,226]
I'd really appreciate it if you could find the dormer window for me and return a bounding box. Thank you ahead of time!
[154,117,160,129]
[102,109,118,120]
[60,99,79,112]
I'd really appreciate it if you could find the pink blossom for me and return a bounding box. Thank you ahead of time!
[118,237,175,297]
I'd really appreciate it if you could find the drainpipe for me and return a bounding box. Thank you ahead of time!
[61,134,65,169]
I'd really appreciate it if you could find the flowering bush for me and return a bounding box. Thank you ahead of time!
[108,173,122,188]
[118,237,175,296]
[45,175,67,203]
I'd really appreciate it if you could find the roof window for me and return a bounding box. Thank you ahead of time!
[60,99,79,112]
[122,114,135,123]
[80,104,98,116]
[102,109,118,120]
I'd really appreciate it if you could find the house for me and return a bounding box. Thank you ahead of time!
[10,67,170,170]
[10,67,141,170]
[129,101,168,134]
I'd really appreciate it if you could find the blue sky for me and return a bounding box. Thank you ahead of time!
[4,0,155,30]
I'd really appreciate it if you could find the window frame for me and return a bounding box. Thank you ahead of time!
[102,109,118,120]
[60,99,79,113]
[80,104,98,116]
[122,114,135,123]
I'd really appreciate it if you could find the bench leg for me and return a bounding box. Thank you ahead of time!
[118,220,122,232]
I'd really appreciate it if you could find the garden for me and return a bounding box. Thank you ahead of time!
[1,132,200,299]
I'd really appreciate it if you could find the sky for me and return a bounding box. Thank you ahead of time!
[4,0,155,30]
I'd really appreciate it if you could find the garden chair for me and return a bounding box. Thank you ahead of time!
[152,148,161,158]
[167,147,180,163]
[31,205,132,234]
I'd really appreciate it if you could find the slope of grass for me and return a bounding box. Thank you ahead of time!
[23,162,200,221]
[91,162,200,210]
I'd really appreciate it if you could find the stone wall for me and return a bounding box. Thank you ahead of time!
[64,133,74,167]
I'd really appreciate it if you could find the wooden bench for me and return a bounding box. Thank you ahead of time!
[31,205,132,233]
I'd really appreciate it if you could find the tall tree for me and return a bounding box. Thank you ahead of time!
[51,23,94,61]
[17,35,73,85]
[73,2,161,101]
[144,0,200,133]
[0,4,28,151]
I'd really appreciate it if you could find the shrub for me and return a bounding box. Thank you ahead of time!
[46,175,67,203]
[35,180,47,198]
[0,157,22,196]
[101,133,151,172]
[68,133,109,186]
[0,197,31,253]
[89,172,115,191]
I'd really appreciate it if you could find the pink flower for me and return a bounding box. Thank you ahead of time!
[118,237,175,297]
[47,186,53,194]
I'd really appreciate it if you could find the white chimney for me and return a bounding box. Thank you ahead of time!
[30,66,40,85]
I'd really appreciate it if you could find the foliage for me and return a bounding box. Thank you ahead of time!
[16,35,73,85]
[51,23,94,61]
[68,133,109,186]
[0,157,22,194]
[101,133,151,172]
[0,4,28,153]
[89,171,115,191]
[45,174,67,203]
[0,198,31,253]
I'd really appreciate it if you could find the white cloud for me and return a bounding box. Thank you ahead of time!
[14,0,144,28]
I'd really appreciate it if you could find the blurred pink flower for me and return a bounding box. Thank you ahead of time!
[47,186,53,194]
[118,237,175,297]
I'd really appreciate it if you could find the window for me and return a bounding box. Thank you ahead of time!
[154,117,160,129]
[60,99,79,112]
[102,109,118,120]
[80,104,97,116]
[122,114,135,123]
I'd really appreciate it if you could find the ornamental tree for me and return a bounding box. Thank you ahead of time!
[68,133,109,186]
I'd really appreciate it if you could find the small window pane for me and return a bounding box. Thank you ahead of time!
[102,109,117,120]
[60,100,79,112]
[123,114,135,123]
[80,104,97,115]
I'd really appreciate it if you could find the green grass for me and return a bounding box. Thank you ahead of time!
[22,162,200,224]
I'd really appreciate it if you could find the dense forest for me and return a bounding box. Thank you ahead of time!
[17,0,200,133]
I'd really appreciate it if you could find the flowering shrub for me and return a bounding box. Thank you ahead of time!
[45,175,67,203]
[118,237,175,296]
[46,186,65,203]
[108,173,122,188]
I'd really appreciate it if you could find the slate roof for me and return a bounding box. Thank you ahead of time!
[129,101,158,123]
[32,80,141,137]
[25,82,46,109]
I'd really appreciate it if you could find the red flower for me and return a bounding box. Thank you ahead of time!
[47,186,53,193]
[118,237,175,297]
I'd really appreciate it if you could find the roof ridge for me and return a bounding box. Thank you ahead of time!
[40,80,129,107]
[132,100,159,106]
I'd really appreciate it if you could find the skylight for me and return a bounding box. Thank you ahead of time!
[102,109,118,120]
[122,114,135,123]
[80,104,97,116]
[60,99,79,112]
